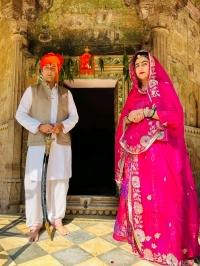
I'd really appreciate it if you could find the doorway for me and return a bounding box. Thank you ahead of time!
[68,83,116,196]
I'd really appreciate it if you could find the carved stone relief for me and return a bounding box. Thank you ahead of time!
[187,92,198,127]
[36,0,53,11]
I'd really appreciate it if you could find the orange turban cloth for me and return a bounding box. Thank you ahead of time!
[40,52,64,83]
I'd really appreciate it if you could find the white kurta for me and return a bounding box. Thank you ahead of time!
[16,85,79,181]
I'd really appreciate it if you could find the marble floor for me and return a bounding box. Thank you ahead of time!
[0,214,199,266]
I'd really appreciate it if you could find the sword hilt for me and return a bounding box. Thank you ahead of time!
[45,134,55,155]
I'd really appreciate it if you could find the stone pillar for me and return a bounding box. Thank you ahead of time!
[151,27,169,70]
[2,33,26,213]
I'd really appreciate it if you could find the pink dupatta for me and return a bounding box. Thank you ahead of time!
[115,52,184,184]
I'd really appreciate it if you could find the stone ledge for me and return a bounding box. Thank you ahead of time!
[185,125,200,135]
[0,123,8,131]
[20,195,119,216]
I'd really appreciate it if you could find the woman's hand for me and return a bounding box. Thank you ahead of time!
[127,109,144,123]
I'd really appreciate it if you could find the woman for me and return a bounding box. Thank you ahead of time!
[113,50,200,265]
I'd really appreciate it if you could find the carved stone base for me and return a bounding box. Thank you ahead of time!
[19,196,119,217]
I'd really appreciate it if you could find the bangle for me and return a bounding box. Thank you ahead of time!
[150,109,156,118]
[144,107,150,117]
[126,115,132,123]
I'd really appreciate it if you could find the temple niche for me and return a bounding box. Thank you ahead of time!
[0,0,200,214]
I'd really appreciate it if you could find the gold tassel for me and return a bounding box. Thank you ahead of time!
[45,221,52,239]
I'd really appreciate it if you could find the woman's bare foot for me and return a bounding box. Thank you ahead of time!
[55,225,70,236]
[28,228,40,242]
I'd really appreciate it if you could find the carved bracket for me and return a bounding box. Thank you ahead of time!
[123,0,188,28]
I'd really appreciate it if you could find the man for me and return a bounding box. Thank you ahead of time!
[16,52,79,242]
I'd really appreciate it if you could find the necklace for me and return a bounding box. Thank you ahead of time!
[141,85,148,91]
[138,85,148,94]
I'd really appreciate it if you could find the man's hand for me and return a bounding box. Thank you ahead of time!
[39,123,54,134]
[50,123,64,134]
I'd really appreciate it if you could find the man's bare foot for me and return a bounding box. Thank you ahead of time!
[28,228,40,242]
[55,225,70,236]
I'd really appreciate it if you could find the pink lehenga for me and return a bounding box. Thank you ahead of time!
[113,52,200,266]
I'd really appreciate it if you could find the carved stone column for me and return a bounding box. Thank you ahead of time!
[2,33,27,213]
[151,27,169,70]
[123,0,188,69]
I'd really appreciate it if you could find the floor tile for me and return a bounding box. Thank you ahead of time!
[101,232,125,246]
[98,247,140,266]
[17,254,63,266]
[63,222,81,233]
[1,236,29,251]
[79,237,116,256]
[64,229,95,244]
[37,235,74,253]
[71,220,101,229]
[16,224,30,234]
[0,251,17,266]
[6,243,48,265]
[84,223,114,236]
[38,228,59,241]
[0,220,10,229]
[0,226,24,239]
[52,245,93,266]
[120,243,134,253]
[74,257,109,266]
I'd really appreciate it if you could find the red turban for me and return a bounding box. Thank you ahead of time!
[40,52,64,83]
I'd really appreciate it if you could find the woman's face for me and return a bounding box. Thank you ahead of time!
[135,56,149,82]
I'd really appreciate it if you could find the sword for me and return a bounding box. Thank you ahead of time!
[41,133,55,239]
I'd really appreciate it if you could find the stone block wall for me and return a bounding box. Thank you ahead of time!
[167,5,200,189]
[0,18,15,211]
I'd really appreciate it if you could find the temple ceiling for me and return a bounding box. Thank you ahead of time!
[0,0,199,56]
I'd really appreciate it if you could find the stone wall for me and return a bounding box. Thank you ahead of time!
[167,5,200,190]
[0,18,13,124]
[0,17,15,211]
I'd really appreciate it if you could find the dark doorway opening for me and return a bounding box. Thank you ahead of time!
[68,87,115,196]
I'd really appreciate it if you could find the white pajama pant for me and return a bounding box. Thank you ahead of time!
[25,178,69,230]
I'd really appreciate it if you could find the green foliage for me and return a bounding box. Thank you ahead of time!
[122,50,130,82]
[34,49,43,72]
[60,57,74,85]
[98,57,104,73]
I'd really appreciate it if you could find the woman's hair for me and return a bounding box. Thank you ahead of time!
[133,51,149,66]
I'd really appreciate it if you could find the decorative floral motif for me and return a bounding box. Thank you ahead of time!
[146,236,152,241]
[132,176,140,188]
[149,79,158,88]
[147,195,152,200]
[166,253,178,266]
[143,249,153,260]
[134,202,143,214]
[154,233,161,239]
[135,229,146,242]
[152,243,157,249]
[140,136,151,147]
